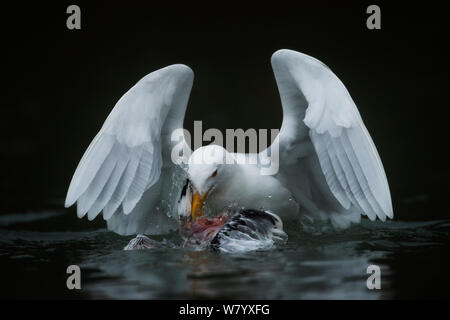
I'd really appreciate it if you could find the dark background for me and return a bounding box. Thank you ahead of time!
[1,1,449,223]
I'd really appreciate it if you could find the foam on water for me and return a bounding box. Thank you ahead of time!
[209,210,288,253]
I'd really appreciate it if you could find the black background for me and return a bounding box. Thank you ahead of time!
[2,1,449,224]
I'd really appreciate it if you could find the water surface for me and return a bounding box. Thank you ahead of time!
[1,210,449,299]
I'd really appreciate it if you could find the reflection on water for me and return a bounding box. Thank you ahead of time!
[0,211,449,299]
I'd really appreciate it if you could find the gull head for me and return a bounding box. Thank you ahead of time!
[186,145,234,219]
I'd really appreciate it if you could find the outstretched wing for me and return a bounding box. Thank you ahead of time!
[65,64,193,235]
[269,49,392,228]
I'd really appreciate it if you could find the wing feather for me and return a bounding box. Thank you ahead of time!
[339,131,386,220]
[313,132,351,210]
[87,148,129,219]
[103,146,142,219]
[270,49,393,226]
[66,133,116,207]
[65,64,194,232]
[76,143,118,218]
[346,125,392,217]
[122,142,156,214]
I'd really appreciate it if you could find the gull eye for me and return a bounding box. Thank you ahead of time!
[211,169,218,178]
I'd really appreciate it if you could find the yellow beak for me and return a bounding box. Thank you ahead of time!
[191,192,208,219]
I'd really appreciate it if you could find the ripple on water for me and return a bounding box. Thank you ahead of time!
[1,210,449,299]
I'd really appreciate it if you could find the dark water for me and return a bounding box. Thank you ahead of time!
[1,2,449,301]
[1,210,449,299]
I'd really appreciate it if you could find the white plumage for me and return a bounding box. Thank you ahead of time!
[270,50,392,229]
[65,49,393,235]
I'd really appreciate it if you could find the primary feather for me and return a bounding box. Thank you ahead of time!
[269,49,393,227]
[65,64,193,234]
